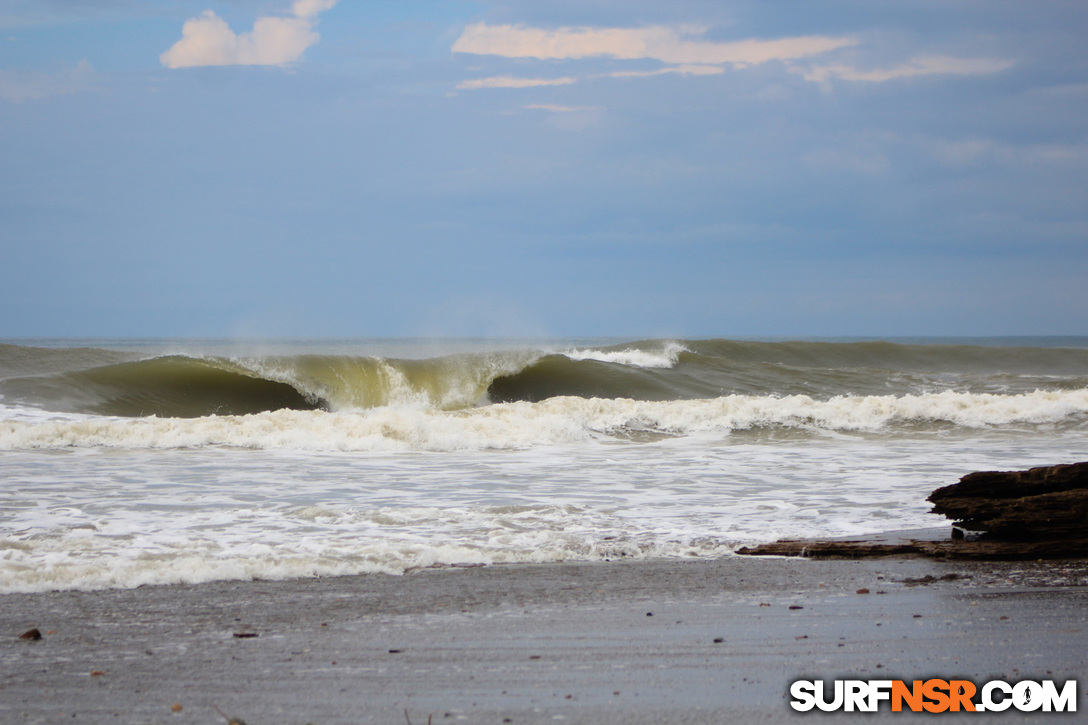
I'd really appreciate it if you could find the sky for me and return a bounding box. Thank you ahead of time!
[1,0,1086,339]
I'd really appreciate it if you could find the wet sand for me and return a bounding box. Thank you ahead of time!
[2,555,1087,724]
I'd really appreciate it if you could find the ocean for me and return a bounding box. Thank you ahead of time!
[1,337,1086,594]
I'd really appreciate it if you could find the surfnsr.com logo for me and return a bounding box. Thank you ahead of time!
[790,679,1077,713]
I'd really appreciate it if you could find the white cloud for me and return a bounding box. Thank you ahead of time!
[451,23,1015,96]
[524,103,605,131]
[0,59,95,103]
[160,1,337,69]
[801,55,1013,83]
[524,103,600,113]
[925,137,1088,168]
[452,23,857,67]
[456,75,577,90]
[292,0,337,19]
[803,147,891,175]
[927,138,1002,166]
[609,64,725,78]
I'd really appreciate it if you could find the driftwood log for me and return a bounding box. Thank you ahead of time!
[736,462,1088,560]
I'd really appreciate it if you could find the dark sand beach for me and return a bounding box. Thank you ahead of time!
[2,552,1086,724]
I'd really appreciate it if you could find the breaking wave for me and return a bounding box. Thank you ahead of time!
[1,337,1087,450]
[3,337,1088,593]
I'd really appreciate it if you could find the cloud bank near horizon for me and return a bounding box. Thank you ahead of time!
[802,55,1014,84]
[451,22,1013,91]
[452,23,857,66]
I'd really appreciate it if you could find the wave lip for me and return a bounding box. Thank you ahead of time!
[560,341,688,369]
[487,342,702,403]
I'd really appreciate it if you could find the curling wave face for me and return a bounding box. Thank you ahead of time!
[0,346,540,417]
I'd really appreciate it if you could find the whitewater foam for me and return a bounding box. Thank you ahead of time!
[0,499,737,594]
[561,341,688,368]
[1,388,1086,452]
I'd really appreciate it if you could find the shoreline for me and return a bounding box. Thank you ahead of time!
[3,555,1087,723]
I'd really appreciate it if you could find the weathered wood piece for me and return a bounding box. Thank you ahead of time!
[736,536,1088,560]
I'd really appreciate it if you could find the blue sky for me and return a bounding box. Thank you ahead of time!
[1,0,1086,338]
